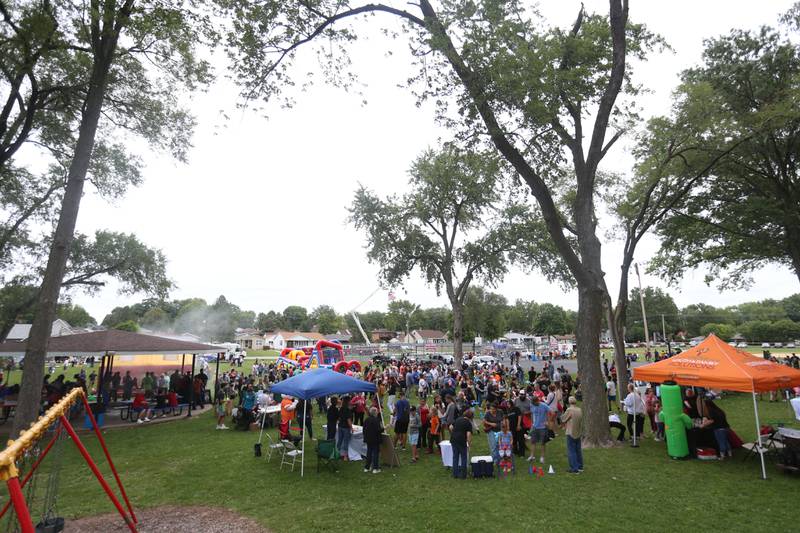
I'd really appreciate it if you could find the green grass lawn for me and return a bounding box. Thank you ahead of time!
[6,392,798,532]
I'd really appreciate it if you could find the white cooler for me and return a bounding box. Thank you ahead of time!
[440,440,453,467]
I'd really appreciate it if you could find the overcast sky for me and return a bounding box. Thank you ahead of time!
[72,1,799,324]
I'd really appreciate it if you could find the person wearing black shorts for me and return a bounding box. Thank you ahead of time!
[393,391,411,450]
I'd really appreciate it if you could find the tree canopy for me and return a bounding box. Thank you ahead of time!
[652,6,800,288]
[349,145,542,363]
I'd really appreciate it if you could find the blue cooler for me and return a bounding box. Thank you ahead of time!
[84,413,104,429]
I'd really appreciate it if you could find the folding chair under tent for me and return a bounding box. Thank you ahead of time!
[633,334,800,479]
[268,368,377,476]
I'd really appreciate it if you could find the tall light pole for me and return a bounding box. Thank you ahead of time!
[635,263,651,355]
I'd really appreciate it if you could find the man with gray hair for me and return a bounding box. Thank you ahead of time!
[561,396,584,473]
[363,406,384,473]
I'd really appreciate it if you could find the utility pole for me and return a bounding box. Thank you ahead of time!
[635,263,650,356]
[406,304,420,339]
[662,314,666,346]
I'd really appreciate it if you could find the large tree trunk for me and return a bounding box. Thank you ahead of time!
[606,302,629,395]
[577,283,612,446]
[451,301,464,367]
[606,260,631,395]
[10,34,119,438]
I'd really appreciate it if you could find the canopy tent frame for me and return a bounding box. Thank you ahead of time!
[267,369,377,477]
[632,334,800,479]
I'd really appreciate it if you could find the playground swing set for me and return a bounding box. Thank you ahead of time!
[0,388,137,533]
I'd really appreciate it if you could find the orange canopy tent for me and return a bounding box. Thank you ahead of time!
[632,334,800,479]
[632,334,800,392]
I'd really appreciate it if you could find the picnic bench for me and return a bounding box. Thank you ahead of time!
[114,401,189,422]
[0,400,17,424]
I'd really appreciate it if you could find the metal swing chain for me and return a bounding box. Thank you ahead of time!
[4,440,42,533]
[40,419,66,524]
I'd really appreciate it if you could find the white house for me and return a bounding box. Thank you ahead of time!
[499,332,537,345]
[265,331,327,350]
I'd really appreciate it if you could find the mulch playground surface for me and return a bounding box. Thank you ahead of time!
[63,505,269,532]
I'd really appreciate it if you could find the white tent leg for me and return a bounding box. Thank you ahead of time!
[301,400,307,477]
[752,391,767,480]
[377,393,386,428]
[257,403,267,446]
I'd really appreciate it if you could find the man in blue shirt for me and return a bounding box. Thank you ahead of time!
[529,395,551,464]
[393,391,411,450]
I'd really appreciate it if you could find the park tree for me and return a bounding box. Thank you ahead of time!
[310,305,344,334]
[235,310,256,329]
[256,310,284,332]
[625,287,679,342]
[112,319,139,332]
[55,302,96,327]
[772,319,800,342]
[282,305,309,331]
[504,300,538,335]
[220,0,665,445]
[679,303,731,338]
[533,303,570,336]
[415,307,452,336]
[603,98,749,392]
[140,307,170,331]
[0,231,172,341]
[783,294,800,322]
[350,146,541,365]
[8,0,215,437]
[699,323,736,341]
[733,300,787,323]
[463,287,508,342]
[385,299,420,336]
[652,5,800,288]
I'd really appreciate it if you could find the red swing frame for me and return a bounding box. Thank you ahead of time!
[0,388,138,532]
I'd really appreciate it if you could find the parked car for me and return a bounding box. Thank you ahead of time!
[761,342,771,348]
[787,343,796,348]
[773,342,783,348]
[430,353,454,364]
[469,355,497,367]
[736,342,748,348]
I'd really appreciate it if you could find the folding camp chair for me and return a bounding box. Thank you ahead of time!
[265,432,285,463]
[316,439,341,473]
[280,439,303,472]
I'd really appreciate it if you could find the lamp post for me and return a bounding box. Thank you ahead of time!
[634,263,651,355]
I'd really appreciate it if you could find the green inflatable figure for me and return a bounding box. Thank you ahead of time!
[658,383,693,458]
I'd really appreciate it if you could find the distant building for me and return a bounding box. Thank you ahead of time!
[152,332,203,343]
[6,319,76,341]
[235,328,265,350]
[499,332,536,345]
[405,329,448,344]
[264,331,327,350]
[369,328,396,343]
[324,330,352,346]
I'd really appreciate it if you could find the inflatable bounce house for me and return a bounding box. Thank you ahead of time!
[277,340,361,373]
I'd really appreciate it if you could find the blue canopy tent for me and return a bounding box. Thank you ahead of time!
[267,368,377,476]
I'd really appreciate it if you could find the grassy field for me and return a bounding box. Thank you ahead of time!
[5,391,798,532]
